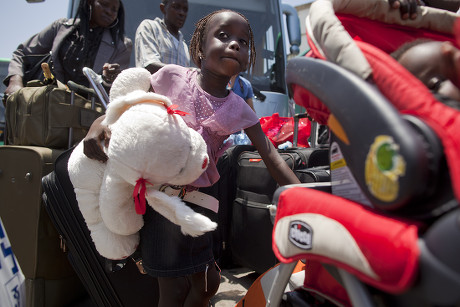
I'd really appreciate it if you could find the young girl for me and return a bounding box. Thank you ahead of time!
[83,9,300,306]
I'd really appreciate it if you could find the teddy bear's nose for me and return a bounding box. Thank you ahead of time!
[202,157,208,169]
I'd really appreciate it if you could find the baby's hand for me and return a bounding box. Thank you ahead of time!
[83,116,111,163]
[389,0,420,20]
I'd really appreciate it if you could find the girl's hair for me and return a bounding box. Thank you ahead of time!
[73,0,126,44]
[189,9,256,71]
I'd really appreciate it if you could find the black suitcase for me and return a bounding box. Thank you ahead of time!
[295,165,330,183]
[230,147,329,274]
[41,148,159,307]
[201,144,255,269]
[235,147,329,203]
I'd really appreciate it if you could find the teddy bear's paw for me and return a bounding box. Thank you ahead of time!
[146,191,217,236]
[179,213,218,237]
[90,223,140,260]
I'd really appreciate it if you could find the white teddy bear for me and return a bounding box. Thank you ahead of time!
[68,67,217,260]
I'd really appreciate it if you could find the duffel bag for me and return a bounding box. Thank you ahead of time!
[5,80,104,149]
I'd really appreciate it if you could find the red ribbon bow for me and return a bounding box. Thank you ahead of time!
[166,104,189,116]
[133,178,152,215]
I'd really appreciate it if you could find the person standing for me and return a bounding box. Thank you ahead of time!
[228,74,255,111]
[135,0,190,74]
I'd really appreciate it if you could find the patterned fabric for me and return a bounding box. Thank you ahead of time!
[59,27,104,87]
[150,64,259,187]
[135,18,190,69]
[5,18,132,88]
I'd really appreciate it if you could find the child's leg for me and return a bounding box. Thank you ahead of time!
[157,276,190,307]
[184,263,221,307]
[157,264,220,307]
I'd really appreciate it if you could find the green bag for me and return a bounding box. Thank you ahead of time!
[5,80,104,149]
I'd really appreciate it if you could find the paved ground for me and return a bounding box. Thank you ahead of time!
[210,267,260,307]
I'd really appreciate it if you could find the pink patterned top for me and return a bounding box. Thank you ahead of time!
[151,65,259,188]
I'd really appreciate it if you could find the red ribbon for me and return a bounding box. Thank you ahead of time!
[133,178,152,215]
[166,104,189,116]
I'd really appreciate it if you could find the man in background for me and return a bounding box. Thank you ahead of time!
[135,0,190,74]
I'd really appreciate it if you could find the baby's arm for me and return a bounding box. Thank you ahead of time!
[388,0,419,20]
[245,123,301,186]
[83,115,111,163]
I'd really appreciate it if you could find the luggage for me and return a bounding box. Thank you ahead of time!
[0,145,86,307]
[5,79,104,149]
[42,147,159,307]
[230,147,329,274]
[0,69,127,306]
[295,165,330,183]
[202,144,255,268]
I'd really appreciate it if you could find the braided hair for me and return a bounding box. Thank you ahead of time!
[189,9,256,70]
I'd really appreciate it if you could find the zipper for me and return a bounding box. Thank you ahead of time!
[205,263,209,292]
[59,235,67,253]
[43,87,53,143]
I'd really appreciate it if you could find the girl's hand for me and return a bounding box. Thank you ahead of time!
[389,0,420,20]
[83,115,111,163]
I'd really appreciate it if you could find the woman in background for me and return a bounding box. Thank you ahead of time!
[4,0,132,97]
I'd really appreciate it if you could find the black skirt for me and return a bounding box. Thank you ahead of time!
[139,200,217,278]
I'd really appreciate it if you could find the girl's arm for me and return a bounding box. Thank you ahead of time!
[245,123,301,186]
[5,19,63,94]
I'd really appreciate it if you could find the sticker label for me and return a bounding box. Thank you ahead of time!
[0,218,25,307]
[289,221,313,250]
[365,135,406,202]
[330,142,372,207]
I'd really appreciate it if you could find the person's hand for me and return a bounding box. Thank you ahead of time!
[102,63,121,84]
[389,0,420,20]
[3,75,24,105]
[83,115,111,163]
[5,75,24,96]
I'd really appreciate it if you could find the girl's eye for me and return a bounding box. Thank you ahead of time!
[218,32,229,39]
[240,39,248,46]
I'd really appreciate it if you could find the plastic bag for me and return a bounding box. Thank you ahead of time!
[260,113,310,148]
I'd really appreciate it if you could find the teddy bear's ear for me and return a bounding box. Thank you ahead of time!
[109,67,152,103]
[102,67,153,126]
[103,91,174,126]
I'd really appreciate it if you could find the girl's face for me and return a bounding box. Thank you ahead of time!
[200,11,250,77]
[89,0,120,28]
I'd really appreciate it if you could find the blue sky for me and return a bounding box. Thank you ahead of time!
[0,0,68,59]
[0,0,308,59]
